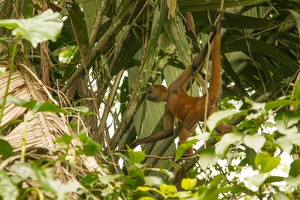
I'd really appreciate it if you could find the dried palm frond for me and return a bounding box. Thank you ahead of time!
[0,62,108,181]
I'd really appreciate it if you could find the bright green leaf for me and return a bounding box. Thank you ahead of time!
[139,197,156,200]
[129,150,145,164]
[181,178,197,190]
[254,152,280,173]
[160,183,176,195]
[176,139,197,160]
[0,9,63,47]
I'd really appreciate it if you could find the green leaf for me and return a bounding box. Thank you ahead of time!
[80,171,98,189]
[175,139,197,160]
[10,162,33,180]
[160,183,176,195]
[129,150,145,164]
[0,96,70,114]
[36,101,70,114]
[263,176,284,184]
[77,134,102,156]
[0,9,63,47]
[285,174,300,187]
[254,152,280,173]
[74,105,90,114]
[55,134,73,145]
[1,96,39,110]
[99,175,120,184]
[0,139,13,158]
[243,134,266,150]
[207,110,247,132]
[181,178,197,190]
[265,100,297,111]
[199,146,219,170]
[0,170,18,200]
[272,192,290,200]
[289,159,300,177]
[128,165,144,179]
[215,132,243,157]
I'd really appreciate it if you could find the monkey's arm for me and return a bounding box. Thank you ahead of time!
[129,110,174,148]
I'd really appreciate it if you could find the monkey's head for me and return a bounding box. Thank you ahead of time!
[146,85,168,102]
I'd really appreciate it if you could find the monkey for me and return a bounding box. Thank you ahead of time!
[130,19,232,156]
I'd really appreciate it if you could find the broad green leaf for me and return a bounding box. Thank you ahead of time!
[0,139,13,158]
[223,37,298,70]
[285,174,300,187]
[144,176,163,187]
[254,152,280,173]
[80,171,98,189]
[10,162,32,180]
[0,96,70,114]
[36,101,70,114]
[128,165,144,179]
[264,176,284,184]
[0,9,63,47]
[176,139,197,160]
[160,183,176,195]
[74,105,90,114]
[55,134,73,145]
[199,146,219,170]
[243,134,266,150]
[0,170,18,200]
[181,178,197,190]
[272,192,290,200]
[99,175,120,184]
[276,131,300,153]
[207,110,247,132]
[129,150,145,164]
[1,96,39,110]
[246,173,266,188]
[77,134,102,156]
[289,159,300,177]
[215,132,243,157]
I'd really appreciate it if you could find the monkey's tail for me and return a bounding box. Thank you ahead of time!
[208,31,221,106]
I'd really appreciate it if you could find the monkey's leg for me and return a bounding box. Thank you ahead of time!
[129,110,174,149]
[178,112,203,156]
[130,129,174,149]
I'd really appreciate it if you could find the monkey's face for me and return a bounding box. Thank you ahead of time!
[146,85,168,102]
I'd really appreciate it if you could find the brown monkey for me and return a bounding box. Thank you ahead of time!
[130,20,232,156]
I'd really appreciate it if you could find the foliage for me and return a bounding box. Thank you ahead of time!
[0,0,300,199]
